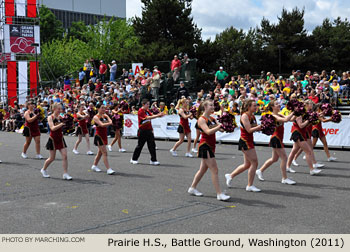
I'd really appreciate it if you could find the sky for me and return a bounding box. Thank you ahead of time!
[126,0,350,40]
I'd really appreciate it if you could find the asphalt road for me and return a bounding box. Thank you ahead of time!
[0,131,349,234]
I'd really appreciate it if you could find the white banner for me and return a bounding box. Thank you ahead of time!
[124,114,350,148]
[18,61,28,105]
[132,63,143,78]
[16,0,26,16]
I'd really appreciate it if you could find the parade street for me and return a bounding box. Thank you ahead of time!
[0,131,349,234]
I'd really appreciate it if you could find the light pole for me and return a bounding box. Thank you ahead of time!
[31,43,39,95]
[277,44,284,74]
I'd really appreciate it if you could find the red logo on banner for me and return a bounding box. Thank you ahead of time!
[323,128,340,136]
[10,25,35,53]
[125,119,133,128]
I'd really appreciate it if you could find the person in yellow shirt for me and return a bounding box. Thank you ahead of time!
[159,102,168,114]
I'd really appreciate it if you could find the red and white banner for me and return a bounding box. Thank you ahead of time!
[15,0,26,17]
[124,115,350,148]
[4,61,38,106]
[3,25,40,54]
[27,0,37,18]
[4,0,36,19]
[132,63,143,78]
[5,0,15,24]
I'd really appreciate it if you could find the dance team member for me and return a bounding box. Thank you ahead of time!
[73,104,94,155]
[130,99,164,165]
[41,103,72,180]
[225,99,262,192]
[288,100,324,172]
[108,102,126,153]
[91,104,116,175]
[311,104,336,161]
[22,100,43,159]
[286,101,322,175]
[188,100,230,201]
[255,100,296,185]
[170,98,193,157]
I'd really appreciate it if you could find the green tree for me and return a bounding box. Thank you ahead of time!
[311,17,350,71]
[67,21,89,43]
[39,5,64,44]
[256,7,311,73]
[132,0,201,59]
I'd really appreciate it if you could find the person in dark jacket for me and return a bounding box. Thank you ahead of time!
[177,81,189,100]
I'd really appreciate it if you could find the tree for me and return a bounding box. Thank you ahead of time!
[132,0,201,59]
[256,7,311,73]
[68,21,89,43]
[311,17,350,71]
[39,5,64,44]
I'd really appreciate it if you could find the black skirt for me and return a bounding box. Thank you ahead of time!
[177,124,185,134]
[46,137,67,150]
[198,143,215,159]
[290,131,305,142]
[269,136,284,149]
[94,135,105,146]
[312,129,320,138]
[22,126,30,137]
[76,126,83,136]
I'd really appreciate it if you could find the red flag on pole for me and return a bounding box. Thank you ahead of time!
[30,61,38,97]
[27,0,37,18]
[7,61,17,107]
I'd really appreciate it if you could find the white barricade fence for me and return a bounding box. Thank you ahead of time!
[123,115,350,148]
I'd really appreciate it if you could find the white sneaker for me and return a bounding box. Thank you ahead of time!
[155,146,158,150]
[246,185,261,192]
[86,151,94,155]
[107,145,112,152]
[130,159,138,165]
[150,161,160,166]
[35,154,44,159]
[21,152,28,159]
[72,149,79,155]
[185,152,193,158]
[303,155,306,160]
[292,160,299,166]
[63,173,73,180]
[286,167,296,173]
[313,163,325,168]
[40,169,50,178]
[217,193,230,201]
[192,148,198,153]
[281,178,296,185]
[0,160,2,163]
[170,149,178,157]
[327,156,337,162]
[188,187,203,197]
[225,174,233,188]
[107,168,116,175]
[91,165,102,172]
[256,170,264,181]
[119,148,126,153]
[310,168,322,175]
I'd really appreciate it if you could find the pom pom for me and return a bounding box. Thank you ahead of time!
[151,107,160,115]
[217,112,237,133]
[119,101,129,111]
[321,103,333,117]
[260,114,276,136]
[331,110,342,123]
[287,100,305,116]
[214,100,220,112]
[189,106,197,119]
[303,111,319,125]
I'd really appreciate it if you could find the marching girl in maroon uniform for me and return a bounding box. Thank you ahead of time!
[170,98,193,158]
[288,100,324,172]
[286,100,322,175]
[22,101,43,159]
[73,104,93,155]
[225,99,262,192]
[41,103,72,180]
[108,103,126,153]
[91,104,116,175]
[87,102,96,137]
[255,100,296,185]
[188,100,230,201]
[311,104,336,161]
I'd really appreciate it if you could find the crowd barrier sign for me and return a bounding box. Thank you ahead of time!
[123,115,350,148]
